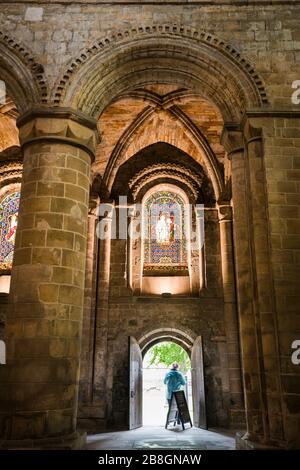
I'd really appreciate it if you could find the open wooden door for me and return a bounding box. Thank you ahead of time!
[191,336,207,429]
[129,336,143,429]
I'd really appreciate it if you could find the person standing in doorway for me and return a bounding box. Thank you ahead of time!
[164,362,186,408]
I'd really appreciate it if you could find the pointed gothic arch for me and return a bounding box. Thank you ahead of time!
[102,99,224,201]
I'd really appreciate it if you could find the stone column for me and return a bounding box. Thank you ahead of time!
[218,204,244,426]
[189,206,199,295]
[244,118,284,445]
[127,205,136,291]
[78,208,99,413]
[92,204,113,427]
[0,108,98,448]
[196,205,206,292]
[130,206,142,295]
[221,126,266,445]
[112,202,132,298]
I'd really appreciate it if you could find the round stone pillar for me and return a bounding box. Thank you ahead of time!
[0,108,98,448]
[92,204,113,418]
[218,204,244,425]
[129,206,142,295]
[245,119,284,446]
[221,125,266,445]
[195,205,206,292]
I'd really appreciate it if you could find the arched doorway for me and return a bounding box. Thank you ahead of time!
[142,341,192,426]
[129,331,206,430]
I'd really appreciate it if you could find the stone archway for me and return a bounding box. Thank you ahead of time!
[0,31,47,111]
[0,21,286,451]
[129,328,207,429]
[71,30,283,447]
[139,327,196,355]
[54,24,269,118]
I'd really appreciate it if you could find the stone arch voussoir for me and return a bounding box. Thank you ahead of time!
[53,24,269,121]
[0,31,48,111]
[138,327,197,357]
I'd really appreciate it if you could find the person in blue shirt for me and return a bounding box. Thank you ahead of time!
[164,362,186,407]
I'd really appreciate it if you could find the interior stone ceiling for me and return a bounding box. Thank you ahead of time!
[94,84,226,185]
[0,96,19,153]
[0,86,228,194]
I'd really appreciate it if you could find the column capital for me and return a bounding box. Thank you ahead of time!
[128,204,140,219]
[98,201,115,221]
[242,117,263,145]
[17,107,99,160]
[194,205,205,219]
[218,204,233,222]
[221,124,244,158]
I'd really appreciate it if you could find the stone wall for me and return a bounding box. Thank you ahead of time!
[263,118,300,446]
[0,2,299,108]
[78,206,245,431]
[0,294,8,341]
[0,0,299,449]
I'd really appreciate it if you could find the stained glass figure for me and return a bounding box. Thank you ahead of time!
[143,190,187,273]
[0,191,20,272]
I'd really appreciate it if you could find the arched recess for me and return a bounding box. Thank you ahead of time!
[109,142,215,205]
[102,103,224,200]
[0,32,47,112]
[54,24,269,121]
[135,327,207,428]
[130,164,200,203]
[57,26,268,208]
[108,143,210,296]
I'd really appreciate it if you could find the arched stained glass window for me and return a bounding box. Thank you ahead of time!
[143,190,188,274]
[0,191,20,272]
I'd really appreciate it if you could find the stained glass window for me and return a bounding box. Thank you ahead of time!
[0,191,20,272]
[143,190,188,274]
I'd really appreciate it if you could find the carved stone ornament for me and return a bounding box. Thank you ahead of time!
[17,108,99,160]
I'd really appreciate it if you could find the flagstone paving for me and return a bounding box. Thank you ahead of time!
[86,426,236,450]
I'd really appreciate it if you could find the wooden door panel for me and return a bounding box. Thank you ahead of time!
[129,336,143,429]
[191,336,207,429]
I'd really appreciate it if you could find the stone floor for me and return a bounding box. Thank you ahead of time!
[86,426,236,450]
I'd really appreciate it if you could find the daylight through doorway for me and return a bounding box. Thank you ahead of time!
[142,341,193,426]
